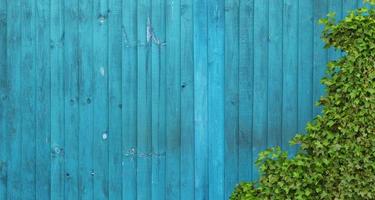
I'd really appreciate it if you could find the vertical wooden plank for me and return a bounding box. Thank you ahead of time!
[282,0,298,155]
[50,0,65,199]
[151,0,166,199]
[207,0,225,198]
[108,0,122,199]
[327,1,342,61]
[93,0,109,199]
[165,0,181,199]
[298,0,314,135]
[193,0,208,198]
[78,0,94,199]
[313,0,328,117]
[64,0,80,199]
[122,0,137,199]
[0,0,7,197]
[180,0,194,199]
[238,0,254,182]
[268,0,282,149]
[224,0,239,198]
[137,0,152,199]
[358,0,365,8]
[6,0,22,199]
[343,0,357,14]
[252,0,268,179]
[35,0,51,198]
[20,0,36,198]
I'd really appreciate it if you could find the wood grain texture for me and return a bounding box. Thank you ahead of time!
[165,0,181,199]
[0,0,7,198]
[35,0,51,198]
[50,0,65,199]
[0,0,361,199]
[63,0,80,198]
[78,0,94,199]
[224,0,240,198]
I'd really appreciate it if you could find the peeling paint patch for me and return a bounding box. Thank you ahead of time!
[123,147,165,158]
[147,17,152,43]
[99,67,105,76]
[102,132,108,140]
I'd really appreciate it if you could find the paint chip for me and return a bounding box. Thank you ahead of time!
[99,67,105,76]
[54,147,61,154]
[98,15,106,24]
[102,132,108,140]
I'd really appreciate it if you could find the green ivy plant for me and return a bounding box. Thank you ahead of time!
[231,2,375,200]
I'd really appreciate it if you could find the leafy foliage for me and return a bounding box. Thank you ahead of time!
[231,2,375,200]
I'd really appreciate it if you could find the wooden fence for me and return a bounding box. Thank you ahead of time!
[0,0,364,199]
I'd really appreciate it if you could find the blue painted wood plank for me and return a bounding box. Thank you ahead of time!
[137,0,152,199]
[35,0,51,198]
[343,0,358,14]
[20,0,37,198]
[224,0,239,198]
[282,0,298,155]
[165,0,181,199]
[207,0,225,198]
[268,0,282,149]
[252,0,268,179]
[108,0,123,199]
[78,0,94,199]
[313,0,328,117]
[0,0,7,198]
[93,0,109,199]
[64,0,80,199]
[6,0,22,198]
[150,0,166,199]
[122,0,138,199]
[358,0,365,8]
[298,0,314,134]
[0,1,349,198]
[180,0,194,199]
[328,1,342,61]
[50,0,65,199]
[238,0,254,182]
[193,0,208,198]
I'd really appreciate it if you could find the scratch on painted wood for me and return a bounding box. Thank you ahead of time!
[122,17,165,48]
[123,147,166,159]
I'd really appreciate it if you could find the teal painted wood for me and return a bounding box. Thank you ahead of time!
[0,0,7,198]
[313,0,328,117]
[137,0,152,199]
[298,0,314,138]
[0,0,364,199]
[208,0,225,199]
[282,0,298,155]
[35,0,51,198]
[268,0,283,152]
[20,0,36,198]
[252,0,268,179]
[6,0,22,199]
[150,0,166,199]
[122,0,138,199]
[238,0,254,183]
[108,0,123,199]
[93,0,109,199]
[63,0,80,199]
[50,0,65,199]
[224,0,239,199]
[193,0,208,199]
[165,0,181,199]
[78,0,94,199]
[180,0,194,199]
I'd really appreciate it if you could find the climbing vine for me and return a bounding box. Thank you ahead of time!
[231,1,375,200]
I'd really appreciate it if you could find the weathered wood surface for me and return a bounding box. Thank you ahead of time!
[0,0,361,199]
